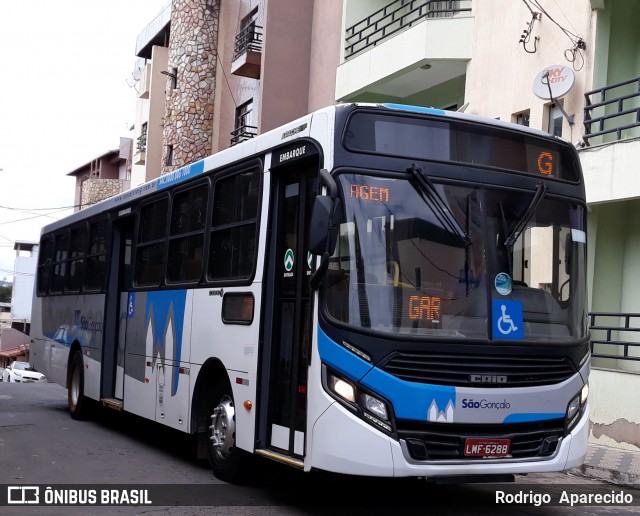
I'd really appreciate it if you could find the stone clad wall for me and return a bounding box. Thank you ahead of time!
[81,179,124,208]
[162,0,219,173]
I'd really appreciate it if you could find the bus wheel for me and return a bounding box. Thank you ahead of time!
[208,386,254,484]
[68,351,89,420]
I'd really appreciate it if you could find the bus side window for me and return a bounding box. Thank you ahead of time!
[37,234,55,295]
[84,218,108,292]
[66,224,87,293]
[50,231,69,294]
[208,168,260,281]
[135,198,168,287]
[168,183,208,283]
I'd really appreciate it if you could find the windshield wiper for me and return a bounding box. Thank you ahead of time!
[504,182,548,248]
[407,164,470,246]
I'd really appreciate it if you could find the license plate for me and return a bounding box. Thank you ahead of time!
[464,438,510,457]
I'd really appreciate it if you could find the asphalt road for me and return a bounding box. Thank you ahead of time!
[1,382,638,515]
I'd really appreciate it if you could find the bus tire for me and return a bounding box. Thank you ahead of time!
[207,383,254,484]
[68,351,90,420]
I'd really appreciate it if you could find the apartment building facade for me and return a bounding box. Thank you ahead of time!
[130,0,343,186]
[336,0,640,453]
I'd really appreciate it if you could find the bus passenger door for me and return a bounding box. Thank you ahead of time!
[102,215,134,402]
[260,144,319,462]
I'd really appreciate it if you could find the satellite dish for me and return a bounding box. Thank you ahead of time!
[532,64,575,100]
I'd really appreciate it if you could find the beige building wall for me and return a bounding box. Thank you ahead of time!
[212,0,262,154]
[211,0,342,153]
[132,46,169,187]
[257,0,342,133]
[308,0,343,112]
[464,0,594,137]
[259,0,314,133]
[147,46,170,181]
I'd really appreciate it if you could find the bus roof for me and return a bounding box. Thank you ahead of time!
[41,102,568,234]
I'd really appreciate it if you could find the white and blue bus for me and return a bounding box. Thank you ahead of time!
[31,103,590,483]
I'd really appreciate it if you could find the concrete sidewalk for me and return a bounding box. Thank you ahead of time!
[569,442,640,486]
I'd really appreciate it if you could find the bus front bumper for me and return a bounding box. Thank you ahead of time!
[310,401,589,478]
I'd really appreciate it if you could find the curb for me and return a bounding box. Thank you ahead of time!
[568,443,640,487]
[569,464,640,487]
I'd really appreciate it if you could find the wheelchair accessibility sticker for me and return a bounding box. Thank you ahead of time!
[492,299,523,340]
[128,292,135,318]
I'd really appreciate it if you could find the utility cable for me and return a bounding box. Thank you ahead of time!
[519,0,541,53]
[0,203,80,211]
[529,0,586,70]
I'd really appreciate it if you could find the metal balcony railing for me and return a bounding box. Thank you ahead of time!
[344,0,471,60]
[233,23,263,61]
[589,312,640,367]
[136,133,147,153]
[230,125,258,146]
[583,76,640,146]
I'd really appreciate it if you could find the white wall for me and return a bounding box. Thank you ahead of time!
[589,369,640,452]
[581,140,640,204]
[12,248,37,322]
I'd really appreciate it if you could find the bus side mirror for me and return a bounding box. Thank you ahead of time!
[564,233,572,276]
[309,196,341,290]
[309,196,332,255]
[309,196,340,256]
[309,169,341,290]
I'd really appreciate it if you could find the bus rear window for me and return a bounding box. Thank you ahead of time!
[343,112,580,182]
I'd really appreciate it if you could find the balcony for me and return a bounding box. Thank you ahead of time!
[589,312,640,372]
[138,62,151,99]
[231,23,263,79]
[230,125,258,147]
[579,74,640,205]
[133,150,146,165]
[344,0,472,60]
[133,133,147,165]
[583,75,640,146]
[135,2,171,59]
[336,0,473,101]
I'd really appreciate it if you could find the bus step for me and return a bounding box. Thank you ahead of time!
[255,449,304,469]
[102,398,124,411]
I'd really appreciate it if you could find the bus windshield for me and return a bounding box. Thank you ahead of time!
[323,172,588,341]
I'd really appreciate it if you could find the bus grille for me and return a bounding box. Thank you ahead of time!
[398,419,565,461]
[380,352,575,387]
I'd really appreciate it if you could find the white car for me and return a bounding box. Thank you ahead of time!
[2,361,47,383]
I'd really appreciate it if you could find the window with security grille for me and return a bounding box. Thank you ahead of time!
[231,100,256,146]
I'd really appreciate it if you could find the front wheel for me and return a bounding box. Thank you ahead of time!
[207,384,254,484]
[68,351,91,420]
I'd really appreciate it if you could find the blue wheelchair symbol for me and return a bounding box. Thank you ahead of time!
[128,293,136,318]
[492,299,523,340]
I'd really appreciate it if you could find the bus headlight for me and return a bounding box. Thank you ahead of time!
[581,382,589,404]
[323,366,395,435]
[566,383,588,431]
[566,395,580,421]
[363,393,388,420]
[327,372,357,404]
